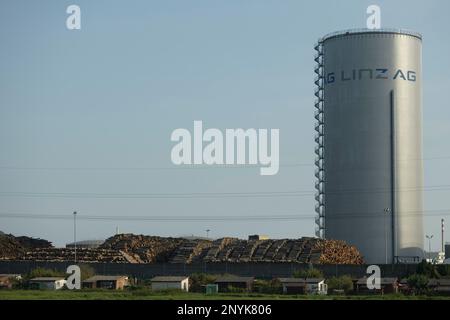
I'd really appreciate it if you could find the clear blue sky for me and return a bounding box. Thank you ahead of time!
[1,0,449,249]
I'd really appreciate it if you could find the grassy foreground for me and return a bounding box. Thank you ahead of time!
[0,290,449,300]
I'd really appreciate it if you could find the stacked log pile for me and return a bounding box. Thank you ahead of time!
[203,238,238,262]
[274,240,294,261]
[264,239,286,260]
[170,240,212,263]
[20,248,131,263]
[0,234,25,260]
[315,239,364,264]
[100,234,184,263]
[95,235,364,264]
[236,240,261,262]
[286,240,304,261]
[204,237,363,264]
[15,236,53,250]
[252,240,273,261]
[2,232,364,264]
[0,233,53,260]
[227,240,247,261]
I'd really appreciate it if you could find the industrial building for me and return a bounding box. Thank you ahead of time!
[445,243,450,260]
[314,29,424,263]
[66,240,104,249]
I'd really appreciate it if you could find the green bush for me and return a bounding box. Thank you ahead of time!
[226,285,246,293]
[127,285,148,291]
[416,260,440,278]
[129,287,153,296]
[327,275,354,294]
[407,274,429,295]
[253,279,282,294]
[189,273,218,293]
[77,264,95,281]
[9,276,24,289]
[25,268,65,280]
[436,264,450,277]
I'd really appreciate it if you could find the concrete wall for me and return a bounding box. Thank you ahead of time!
[0,261,417,279]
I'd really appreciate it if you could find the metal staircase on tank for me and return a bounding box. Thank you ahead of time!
[314,40,325,239]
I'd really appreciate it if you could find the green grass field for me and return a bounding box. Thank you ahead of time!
[0,290,449,300]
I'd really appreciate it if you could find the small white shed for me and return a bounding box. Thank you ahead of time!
[151,276,189,292]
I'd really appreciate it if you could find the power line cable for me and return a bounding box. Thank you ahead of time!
[0,154,449,171]
[0,184,450,199]
[0,209,449,221]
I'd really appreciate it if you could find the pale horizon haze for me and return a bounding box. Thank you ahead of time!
[1,0,450,250]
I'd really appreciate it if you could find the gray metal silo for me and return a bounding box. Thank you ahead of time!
[314,29,424,264]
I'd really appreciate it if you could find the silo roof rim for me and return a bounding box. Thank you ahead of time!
[320,28,422,42]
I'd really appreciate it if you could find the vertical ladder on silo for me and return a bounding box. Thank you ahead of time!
[314,40,325,239]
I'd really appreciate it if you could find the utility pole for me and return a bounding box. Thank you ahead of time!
[442,219,445,253]
[384,208,390,264]
[73,211,77,263]
[426,234,433,261]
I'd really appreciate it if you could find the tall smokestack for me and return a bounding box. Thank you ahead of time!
[442,219,445,253]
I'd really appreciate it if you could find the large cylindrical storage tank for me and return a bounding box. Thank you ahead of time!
[314,29,424,264]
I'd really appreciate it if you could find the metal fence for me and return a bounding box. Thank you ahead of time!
[0,261,417,279]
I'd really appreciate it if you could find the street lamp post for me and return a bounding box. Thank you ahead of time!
[426,234,433,261]
[384,208,391,264]
[73,211,77,263]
